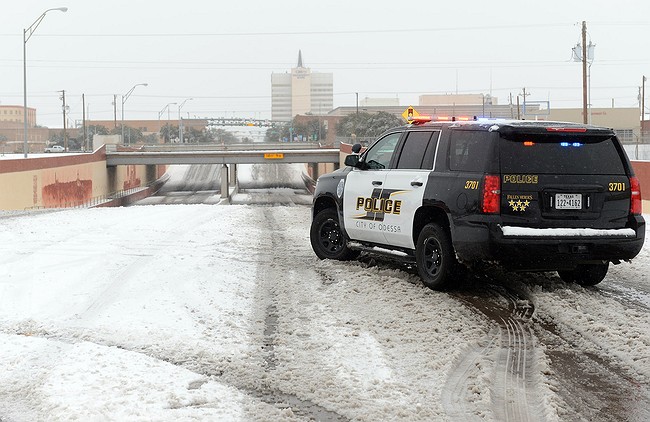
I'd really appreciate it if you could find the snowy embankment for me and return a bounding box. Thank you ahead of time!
[0,205,648,421]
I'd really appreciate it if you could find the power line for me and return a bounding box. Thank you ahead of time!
[0,23,575,38]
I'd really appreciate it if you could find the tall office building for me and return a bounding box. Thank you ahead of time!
[271,51,333,122]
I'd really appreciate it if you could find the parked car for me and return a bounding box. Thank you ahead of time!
[44,145,65,153]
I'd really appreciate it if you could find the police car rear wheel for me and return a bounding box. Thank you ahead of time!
[310,209,359,261]
[557,262,609,286]
[416,223,455,290]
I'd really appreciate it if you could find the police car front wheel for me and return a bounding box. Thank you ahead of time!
[310,209,359,261]
[416,223,456,290]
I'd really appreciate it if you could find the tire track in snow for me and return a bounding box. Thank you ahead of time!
[492,290,539,422]
[533,316,650,422]
[444,283,545,422]
[249,208,349,422]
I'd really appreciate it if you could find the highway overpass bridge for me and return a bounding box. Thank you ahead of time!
[105,143,341,200]
[105,143,340,166]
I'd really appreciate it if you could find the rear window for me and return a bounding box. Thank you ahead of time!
[449,131,495,172]
[499,135,626,175]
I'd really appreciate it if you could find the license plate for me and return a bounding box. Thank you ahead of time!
[555,193,582,210]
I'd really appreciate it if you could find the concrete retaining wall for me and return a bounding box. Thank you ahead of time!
[631,161,650,213]
[0,146,166,210]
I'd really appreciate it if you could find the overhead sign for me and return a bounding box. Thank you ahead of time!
[402,106,420,123]
[264,153,284,160]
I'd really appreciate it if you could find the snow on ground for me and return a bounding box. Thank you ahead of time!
[0,205,490,421]
[0,205,648,421]
[237,164,307,190]
[528,239,650,383]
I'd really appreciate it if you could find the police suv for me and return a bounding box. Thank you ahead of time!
[309,118,645,289]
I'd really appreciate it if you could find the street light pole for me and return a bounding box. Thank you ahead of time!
[157,102,176,143]
[59,89,67,151]
[581,21,588,124]
[178,98,193,144]
[643,75,647,124]
[121,83,148,145]
[23,7,67,158]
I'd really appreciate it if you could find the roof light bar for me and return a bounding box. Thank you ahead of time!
[410,115,433,125]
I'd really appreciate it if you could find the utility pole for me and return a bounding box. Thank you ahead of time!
[82,93,88,152]
[518,88,529,119]
[60,89,67,151]
[355,92,359,116]
[516,95,520,120]
[642,75,647,124]
[113,94,117,128]
[582,21,588,124]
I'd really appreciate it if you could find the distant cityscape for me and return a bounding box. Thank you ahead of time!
[1,50,648,154]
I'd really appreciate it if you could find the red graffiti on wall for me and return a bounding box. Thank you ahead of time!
[123,165,141,190]
[42,174,93,208]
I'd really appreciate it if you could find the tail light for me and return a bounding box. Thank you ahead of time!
[481,174,501,214]
[630,176,642,215]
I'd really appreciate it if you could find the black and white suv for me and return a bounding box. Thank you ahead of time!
[310,119,645,289]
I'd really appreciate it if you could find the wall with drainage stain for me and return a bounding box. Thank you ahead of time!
[0,145,166,210]
[631,161,650,213]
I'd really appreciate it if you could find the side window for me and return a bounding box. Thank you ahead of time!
[449,131,493,172]
[363,132,401,170]
[396,131,439,169]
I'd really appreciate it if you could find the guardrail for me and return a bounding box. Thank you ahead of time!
[24,186,147,210]
[624,144,650,161]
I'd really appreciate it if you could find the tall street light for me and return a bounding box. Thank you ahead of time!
[178,98,193,144]
[23,7,68,158]
[643,75,647,124]
[158,102,177,143]
[121,83,148,145]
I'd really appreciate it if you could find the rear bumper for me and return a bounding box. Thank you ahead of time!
[453,216,645,270]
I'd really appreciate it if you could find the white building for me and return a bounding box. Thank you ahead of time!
[271,51,333,122]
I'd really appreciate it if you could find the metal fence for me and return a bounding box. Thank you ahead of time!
[624,144,650,161]
[24,186,149,210]
[335,136,376,147]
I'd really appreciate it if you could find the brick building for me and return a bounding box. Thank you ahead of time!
[0,105,47,153]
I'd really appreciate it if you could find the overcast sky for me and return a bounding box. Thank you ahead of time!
[1,0,649,128]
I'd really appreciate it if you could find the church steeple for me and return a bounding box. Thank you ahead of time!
[297,50,304,68]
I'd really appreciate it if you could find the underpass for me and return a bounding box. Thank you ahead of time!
[135,163,313,206]
[107,143,338,205]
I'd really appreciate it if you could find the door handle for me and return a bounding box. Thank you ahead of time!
[411,181,423,187]
[372,181,383,186]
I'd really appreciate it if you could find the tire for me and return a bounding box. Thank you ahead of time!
[310,208,359,261]
[557,262,609,286]
[415,223,457,290]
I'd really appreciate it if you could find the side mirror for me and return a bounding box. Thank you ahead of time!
[344,154,361,168]
[351,143,362,153]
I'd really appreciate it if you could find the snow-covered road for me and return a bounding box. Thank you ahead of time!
[0,203,648,421]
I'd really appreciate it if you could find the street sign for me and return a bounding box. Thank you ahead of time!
[264,153,284,160]
[402,106,420,123]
